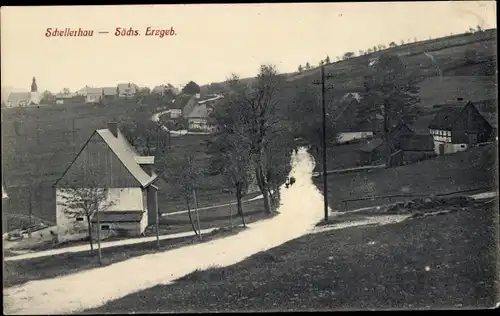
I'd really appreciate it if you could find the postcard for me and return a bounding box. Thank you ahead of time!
[1,2,498,314]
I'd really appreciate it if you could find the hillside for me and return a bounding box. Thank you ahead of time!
[2,29,497,227]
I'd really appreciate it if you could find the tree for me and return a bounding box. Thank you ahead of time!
[216,67,291,214]
[288,85,338,163]
[366,54,421,160]
[325,55,331,64]
[476,25,483,32]
[57,170,115,263]
[400,40,405,45]
[207,108,252,226]
[359,50,364,56]
[367,48,373,54]
[389,41,397,48]
[298,64,303,73]
[319,60,324,66]
[373,46,378,52]
[336,56,340,61]
[119,118,166,156]
[305,62,311,70]
[41,90,55,104]
[158,151,203,238]
[182,81,201,95]
[62,88,71,95]
[343,52,355,60]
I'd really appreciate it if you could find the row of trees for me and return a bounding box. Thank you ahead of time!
[296,36,428,73]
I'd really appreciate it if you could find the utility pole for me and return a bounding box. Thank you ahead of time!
[193,189,202,240]
[313,65,335,222]
[155,188,160,250]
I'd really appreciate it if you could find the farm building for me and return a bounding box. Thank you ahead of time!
[428,99,493,155]
[334,92,383,144]
[54,122,159,242]
[358,122,434,166]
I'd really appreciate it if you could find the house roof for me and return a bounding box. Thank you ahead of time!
[117,83,138,94]
[7,92,31,103]
[428,106,463,130]
[96,128,158,187]
[480,112,498,129]
[188,104,210,119]
[360,137,384,152]
[400,134,434,151]
[102,87,117,96]
[87,88,103,95]
[90,211,144,223]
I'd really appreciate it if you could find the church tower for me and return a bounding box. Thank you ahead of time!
[29,77,41,105]
[31,77,38,92]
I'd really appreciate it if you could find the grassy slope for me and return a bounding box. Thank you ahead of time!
[315,144,497,211]
[81,199,499,313]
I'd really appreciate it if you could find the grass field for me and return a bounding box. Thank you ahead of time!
[80,198,499,312]
[315,144,497,211]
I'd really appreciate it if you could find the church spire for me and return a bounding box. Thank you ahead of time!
[31,77,38,93]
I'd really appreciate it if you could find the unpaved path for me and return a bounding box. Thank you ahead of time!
[3,147,328,315]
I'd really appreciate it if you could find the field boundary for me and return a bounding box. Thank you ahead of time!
[340,186,497,212]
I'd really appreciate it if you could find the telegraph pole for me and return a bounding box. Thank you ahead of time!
[313,65,335,222]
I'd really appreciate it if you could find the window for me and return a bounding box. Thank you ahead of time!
[101,225,110,230]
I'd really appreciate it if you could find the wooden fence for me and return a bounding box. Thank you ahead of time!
[340,185,497,212]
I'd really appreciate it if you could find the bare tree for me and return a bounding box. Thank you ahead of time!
[207,128,252,227]
[57,170,115,263]
[305,62,311,70]
[159,151,203,238]
[389,41,397,48]
[216,68,290,214]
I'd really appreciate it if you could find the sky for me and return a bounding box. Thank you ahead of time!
[1,2,496,93]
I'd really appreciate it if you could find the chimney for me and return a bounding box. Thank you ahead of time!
[107,122,118,137]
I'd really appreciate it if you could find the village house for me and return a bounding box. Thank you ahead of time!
[182,96,198,119]
[54,122,159,242]
[428,99,493,155]
[187,103,214,132]
[102,87,119,100]
[86,88,103,103]
[76,86,91,96]
[358,121,435,166]
[151,84,179,96]
[6,77,41,107]
[55,92,78,104]
[117,83,139,98]
[169,109,182,119]
[335,92,383,144]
